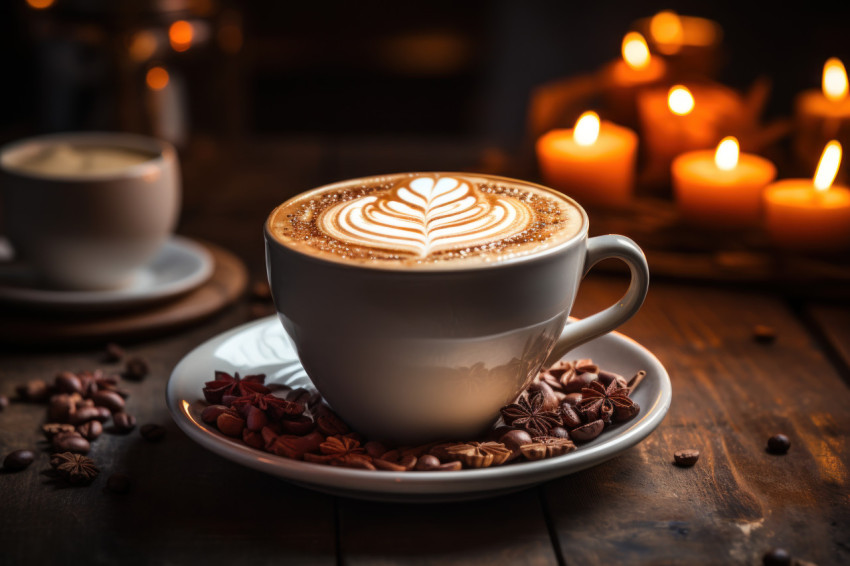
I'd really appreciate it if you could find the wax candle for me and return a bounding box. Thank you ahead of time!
[634,10,723,79]
[672,136,776,228]
[602,32,668,128]
[794,58,850,175]
[536,111,638,208]
[637,83,744,188]
[764,141,850,251]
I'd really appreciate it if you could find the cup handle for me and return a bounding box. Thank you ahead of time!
[544,234,649,366]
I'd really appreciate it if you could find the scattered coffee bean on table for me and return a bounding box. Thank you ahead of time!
[4,450,35,471]
[762,547,792,566]
[106,473,132,494]
[140,424,166,442]
[103,343,126,363]
[0,394,8,411]
[112,412,137,433]
[674,449,700,467]
[767,434,790,454]
[124,357,150,381]
[752,325,777,345]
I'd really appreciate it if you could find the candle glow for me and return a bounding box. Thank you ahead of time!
[823,58,848,102]
[650,10,684,54]
[668,86,695,116]
[813,141,842,191]
[714,137,739,171]
[146,66,170,91]
[622,32,651,70]
[169,21,194,52]
[573,112,601,146]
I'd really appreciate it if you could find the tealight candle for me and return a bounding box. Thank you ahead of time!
[764,140,850,251]
[634,10,723,79]
[536,111,638,208]
[794,58,850,174]
[672,136,777,228]
[602,32,668,127]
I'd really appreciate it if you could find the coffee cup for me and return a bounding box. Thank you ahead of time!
[265,172,649,442]
[0,132,180,290]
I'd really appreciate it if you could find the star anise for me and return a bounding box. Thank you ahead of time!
[230,393,305,423]
[500,391,562,436]
[577,381,638,424]
[303,435,373,468]
[202,371,270,404]
[520,436,576,460]
[50,452,99,485]
[445,441,512,468]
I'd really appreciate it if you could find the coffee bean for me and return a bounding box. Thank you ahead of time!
[76,420,103,441]
[549,426,570,439]
[767,434,790,454]
[112,412,137,433]
[201,405,233,424]
[16,380,49,402]
[286,388,311,405]
[42,423,76,439]
[753,325,777,345]
[597,370,627,389]
[216,413,245,437]
[674,449,700,467]
[54,372,82,394]
[0,395,8,411]
[527,382,559,411]
[317,411,350,436]
[569,419,604,443]
[562,372,598,394]
[48,394,76,422]
[4,450,35,471]
[280,415,315,436]
[140,423,166,442]
[562,392,582,406]
[52,432,91,454]
[71,406,106,425]
[92,391,125,413]
[762,548,791,566]
[124,357,150,381]
[499,429,532,461]
[245,406,268,432]
[104,343,125,363]
[242,429,265,449]
[106,473,132,494]
[415,454,441,470]
[559,403,583,429]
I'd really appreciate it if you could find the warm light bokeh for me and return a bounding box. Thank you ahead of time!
[622,32,651,70]
[129,31,158,62]
[146,66,170,91]
[823,58,848,102]
[813,140,842,191]
[169,20,194,52]
[714,137,739,171]
[573,111,601,146]
[26,0,54,9]
[650,10,683,54]
[668,85,694,116]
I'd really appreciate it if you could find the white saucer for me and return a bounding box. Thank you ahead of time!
[0,236,213,311]
[167,316,672,502]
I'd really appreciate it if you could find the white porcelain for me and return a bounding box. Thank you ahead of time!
[0,132,181,290]
[0,236,212,311]
[265,173,650,442]
[166,316,671,503]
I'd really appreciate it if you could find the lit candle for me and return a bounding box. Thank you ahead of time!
[794,58,850,174]
[602,32,668,127]
[672,136,777,228]
[635,10,723,79]
[536,111,638,208]
[764,141,850,251]
[638,83,745,188]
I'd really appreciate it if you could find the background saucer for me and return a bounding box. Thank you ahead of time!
[167,316,672,502]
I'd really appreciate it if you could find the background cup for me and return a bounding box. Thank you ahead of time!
[0,132,181,290]
[265,173,649,443]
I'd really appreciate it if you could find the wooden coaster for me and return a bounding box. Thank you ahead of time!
[0,240,247,345]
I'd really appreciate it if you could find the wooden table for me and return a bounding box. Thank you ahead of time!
[1,138,848,566]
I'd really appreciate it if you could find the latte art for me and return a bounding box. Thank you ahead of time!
[268,173,583,268]
[319,176,533,258]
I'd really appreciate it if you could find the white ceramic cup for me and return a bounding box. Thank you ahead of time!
[0,132,180,290]
[265,173,649,442]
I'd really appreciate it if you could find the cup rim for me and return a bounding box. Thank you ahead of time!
[0,131,175,183]
[264,171,589,273]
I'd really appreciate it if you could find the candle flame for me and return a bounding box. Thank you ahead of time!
[26,0,54,8]
[823,58,848,102]
[668,85,694,116]
[622,32,651,70]
[573,111,600,146]
[813,140,842,191]
[714,137,739,171]
[650,10,684,54]
[169,20,194,52]
[146,66,170,91]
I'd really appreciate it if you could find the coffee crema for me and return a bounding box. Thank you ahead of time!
[268,173,583,267]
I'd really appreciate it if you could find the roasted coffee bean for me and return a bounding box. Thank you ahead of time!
[364,441,389,459]
[4,449,35,471]
[42,423,76,439]
[140,423,167,442]
[549,426,570,439]
[74,397,94,411]
[124,357,150,381]
[48,394,76,422]
[242,429,265,449]
[762,548,791,566]
[54,372,82,394]
[52,432,91,454]
[559,403,583,429]
[245,406,268,432]
[317,411,350,436]
[569,419,604,443]
[286,388,311,405]
[92,391,125,413]
[499,429,533,462]
[71,406,105,425]
[767,434,790,454]
[597,370,628,389]
[104,343,126,363]
[307,392,324,411]
[414,454,461,471]
[16,379,49,402]
[106,473,132,494]
[280,415,315,436]
[201,405,233,424]
[76,420,103,441]
[753,325,777,345]
[216,413,245,437]
[561,372,598,394]
[562,392,582,406]
[112,412,137,433]
[674,449,700,467]
[0,395,9,411]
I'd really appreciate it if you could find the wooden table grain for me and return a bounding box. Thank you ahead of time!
[1,137,848,566]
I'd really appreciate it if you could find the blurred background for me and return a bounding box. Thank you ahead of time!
[2,0,849,149]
